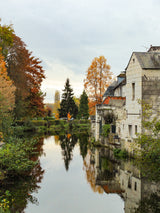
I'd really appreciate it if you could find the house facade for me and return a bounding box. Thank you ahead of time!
[95,46,160,151]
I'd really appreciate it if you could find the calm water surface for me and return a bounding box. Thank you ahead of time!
[25,136,124,213]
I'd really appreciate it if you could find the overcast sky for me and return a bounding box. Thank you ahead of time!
[1,0,160,102]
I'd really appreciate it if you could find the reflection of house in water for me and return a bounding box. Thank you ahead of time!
[93,147,160,213]
[95,46,160,152]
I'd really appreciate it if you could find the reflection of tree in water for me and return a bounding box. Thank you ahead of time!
[54,135,60,145]
[0,137,45,213]
[79,133,89,159]
[30,137,45,161]
[59,134,78,171]
[134,192,160,213]
[136,159,160,182]
[0,162,44,213]
[83,150,103,194]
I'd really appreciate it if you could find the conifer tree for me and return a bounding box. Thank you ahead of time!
[59,78,78,118]
[78,90,89,119]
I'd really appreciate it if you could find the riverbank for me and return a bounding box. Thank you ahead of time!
[14,118,91,135]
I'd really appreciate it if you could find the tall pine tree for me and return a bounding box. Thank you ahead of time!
[78,90,89,119]
[59,78,78,118]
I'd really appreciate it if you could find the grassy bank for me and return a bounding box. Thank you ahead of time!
[14,118,91,135]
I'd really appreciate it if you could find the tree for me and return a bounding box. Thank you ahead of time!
[6,34,45,118]
[133,101,160,167]
[0,52,15,115]
[84,56,113,115]
[54,90,60,103]
[53,90,60,116]
[0,52,16,134]
[0,21,14,58]
[78,90,89,119]
[59,78,78,118]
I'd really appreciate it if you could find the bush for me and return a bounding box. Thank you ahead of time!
[31,120,47,127]
[0,137,38,177]
[102,124,110,137]
[113,148,128,159]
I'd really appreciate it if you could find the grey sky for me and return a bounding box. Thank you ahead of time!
[1,0,160,102]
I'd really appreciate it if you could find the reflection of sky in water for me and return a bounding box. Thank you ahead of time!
[26,136,124,213]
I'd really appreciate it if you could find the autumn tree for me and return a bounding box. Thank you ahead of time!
[0,52,15,114]
[6,34,45,118]
[46,106,52,117]
[53,90,60,117]
[84,56,113,115]
[0,21,14,58]
[55,90,60,103]
[59,79,78,118]
[0,21,46,119]
[78,90,89,119]
[0,51,16,132]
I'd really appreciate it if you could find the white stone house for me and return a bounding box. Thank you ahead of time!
[95,46,160,151]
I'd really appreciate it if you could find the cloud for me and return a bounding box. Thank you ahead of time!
[1,0,160,102]
[41,59,84,102]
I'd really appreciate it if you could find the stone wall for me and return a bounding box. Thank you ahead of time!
[142,77,160,118]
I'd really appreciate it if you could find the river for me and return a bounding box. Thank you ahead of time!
[2,133,160,213]
[25,136,124,213]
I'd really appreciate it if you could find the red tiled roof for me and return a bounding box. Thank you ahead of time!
[103,96,126,105]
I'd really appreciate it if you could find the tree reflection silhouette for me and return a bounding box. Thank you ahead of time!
[0,137,45,213]
[79,133,89,159]
[134,192,160,213]
[59,134,77,171]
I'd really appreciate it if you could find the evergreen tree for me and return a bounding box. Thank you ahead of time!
[59,78,78,118]
[78,90,89,119]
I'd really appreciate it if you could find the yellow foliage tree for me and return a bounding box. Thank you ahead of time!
[53,90,60,117]
[0,52,16,116]
[84,56,114,115]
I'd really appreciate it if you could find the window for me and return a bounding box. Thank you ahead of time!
[120,86,122,96]
[135,125,137,134]
[128,125,132,137]
[122,179,124,186]
[111,125,116,134]
[134,182,137,191]
[132,83,135,100]
[128,177,132,189]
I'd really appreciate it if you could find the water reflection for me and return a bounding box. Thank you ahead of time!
[0,137,45,213]
[59,134,77,171]
[91,146,160,213]
[57,133,90,171]
[1,133,160,212]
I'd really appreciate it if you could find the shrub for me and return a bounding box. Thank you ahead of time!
[113,148,128,159]
[102,124,110,137]
[31,120,47,127]
[0,137,38,176]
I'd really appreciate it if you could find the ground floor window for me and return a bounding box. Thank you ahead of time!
[135,125,137,134]
[128,125,132,137]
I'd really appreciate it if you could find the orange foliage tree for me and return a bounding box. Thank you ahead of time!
[0,52,16,119]
[83,150,104,194]
[67,112,72,121]
[6,34,45,118]
[84,56,114,115]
